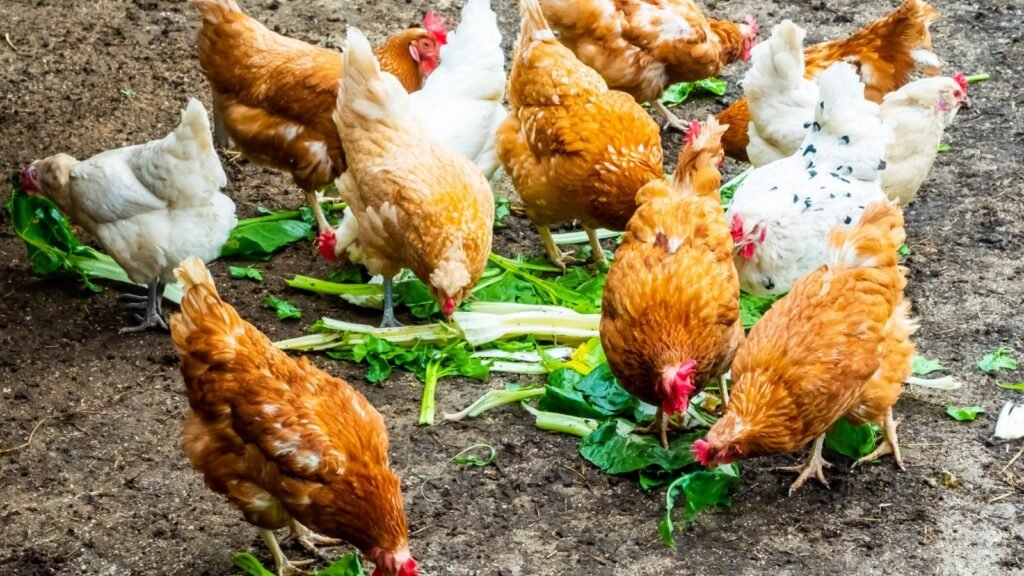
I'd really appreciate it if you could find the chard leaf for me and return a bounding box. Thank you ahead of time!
[946,405,985,422]
[658,78,728,105]
[263,296,302,320]
[494,196,512,228]
[658,464,740,548]
[740,291,781,329]
[579,420,702,475]
[573,363,641,417]
[537,384,606,419]
[232,552,276,576]
[997,382,1024,390]
[978,348,1018,373]
[316,553,366,576]
[824,417,879,459]
[221,219,312,260]
[229,266,263,282]
[912,355,945,376]
[393,278,438,318]
[898,244,912,257]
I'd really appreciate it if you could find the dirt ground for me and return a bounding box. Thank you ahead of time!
[1,0,1023,574]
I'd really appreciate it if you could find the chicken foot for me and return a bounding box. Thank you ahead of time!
[286,520,345,554]
[585,227,609,269]
[118,280,168,334]
[652,101,691,132]
[854,409,905,470]
[777,435,832,495]
[537,225,575,273]
[633,407,685,449]
[303,190,333,235]
[380,276,404,328]
[259,529,314,576]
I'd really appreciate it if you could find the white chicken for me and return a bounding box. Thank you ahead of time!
[726,63,888,297]
[743,20,819,168]
[324,0,506,265]
[20,99,237,333]
[879,73,968,205]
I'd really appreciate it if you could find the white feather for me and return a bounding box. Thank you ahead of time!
[995,401,1024,441]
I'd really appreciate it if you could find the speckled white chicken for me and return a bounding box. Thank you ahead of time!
[726,63,888,297]
[19,99,236,333]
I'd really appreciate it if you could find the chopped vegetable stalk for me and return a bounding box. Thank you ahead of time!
[905,375,961,390]
[287,275,383,297]
[454,310,599,346]
[965,73,989,83]
[444,387,546,421]
[550,229,619,245]
[522,403,601,437]
[420,358,444,425]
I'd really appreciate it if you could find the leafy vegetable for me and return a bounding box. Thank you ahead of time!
[263,296,302,320]
[978,348,1018,373]
[419,342,490,425]
[946,405,984,422]
[937,144,951,153]
[580,421,702,475]
[740,292,781,329]
[233,551,365,576]
[7,173,183,303]
[230,266,263,282]
[912,355,945,376]
[658,78,728,105]
[966,73,989,83]
[824,418,879,459]
[898,244,912,257]
[550,229,620,245]
[493,196,512,228]
[221,203,346,260]
[996,382,1024,390]
[658,464,740,548]
[719,168,750,206]
[522,403,601,437]
[233,552,276,576]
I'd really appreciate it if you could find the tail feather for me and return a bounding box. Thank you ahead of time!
[334,28,415,131]
[170,257,243,365]
[175,98,217,157]
[827,201,905,270]
[191,0,242,22]
[814,63,878,134]
[518,0,556,56]
[672,116,728,198]
[743,20,806,95]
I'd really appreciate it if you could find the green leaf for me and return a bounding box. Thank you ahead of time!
[978,348,1018,373]
[393,277,438,318]
[658,464,740,548]
[946,405,985,422]
[898,243,912,257]
[824,417,879,459]
[740,291,781,329]
[494,196,512,228]
[965,73,989,84]
[579,420,703,475]
[936,144,951,153]
[538,384,606,419]
[327,264,366,284]
[229,266,263,282]
[263,296,302,320]
[232,552,276,576]
[996,382,1024,390]
[452,443,497,467]
[221,220,312,260]
[317,553,367,576]
[911,355,945,376]
[658,78,728,105]
[573,363,643,417]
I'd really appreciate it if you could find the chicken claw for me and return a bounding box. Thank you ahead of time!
[118,280,168,334]
[260,529,314,576]
[633,408,686,449]
[537,225,575,273]
[652,101,690,132]
[286,520,345,553]
[585,227,609,270]
[854,409,905,470]
[777,435,832,495]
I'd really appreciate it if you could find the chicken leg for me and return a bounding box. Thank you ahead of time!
[380,276,403,328]
[652,101,690,132]
[537,225,574,273]
[259,529,313,576]
[303,190,333,235]
[585,227,609,269]
[634,407,672,449]
[118,280,168,334]
[854,409,905,470]
[778,435,832,495]
[286,520,344,553]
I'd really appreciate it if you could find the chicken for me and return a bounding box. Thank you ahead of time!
[879,73,968,205]
[19,99,236,334]
[410,0,508,180]
[601,117,743,448]
[332,27,493,327]
[192,0,448,238]
[171,257,418,576]
[717,0,940,162]
[726,63,888,297]
[539,0,758,130]
[497,0,665,271]
[693,200,915,494]
[743,20,967,189]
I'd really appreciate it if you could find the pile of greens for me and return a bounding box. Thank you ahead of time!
[234,551,364,576]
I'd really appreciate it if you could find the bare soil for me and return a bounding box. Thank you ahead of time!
[1,0,1023,574]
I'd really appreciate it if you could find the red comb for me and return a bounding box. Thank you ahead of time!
[684,120,701,146]
[730,213,744,243]
[744,15,759,35]
[691,439,712,467]
[423,12,448,46]
[953,72,968,93]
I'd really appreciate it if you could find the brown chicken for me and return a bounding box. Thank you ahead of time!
[497,0,664,271]
[693,201,915,494]
[172,257,418,576]
[192,0,447,237]
[601,117,743,447]
[717,0,939,161]
[333,27,493,327]
[539,0,758,130]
